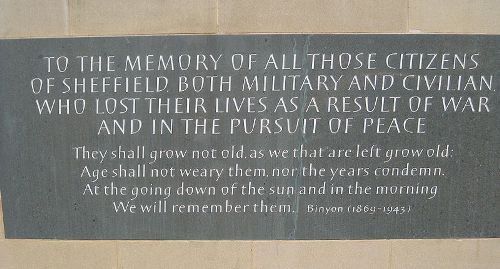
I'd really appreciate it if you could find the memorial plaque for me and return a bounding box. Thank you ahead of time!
[0,35,498,239]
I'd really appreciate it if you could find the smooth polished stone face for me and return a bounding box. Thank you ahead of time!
[0,35,498,239]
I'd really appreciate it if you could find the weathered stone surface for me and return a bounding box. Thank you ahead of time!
[409,0,500,33]
[218,0,408,33]
[69,0,217,35]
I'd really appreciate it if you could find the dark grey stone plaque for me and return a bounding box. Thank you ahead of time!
[0,35,498,239]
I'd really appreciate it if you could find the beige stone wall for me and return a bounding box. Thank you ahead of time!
[2,0,500,37]
[0,0,499,268]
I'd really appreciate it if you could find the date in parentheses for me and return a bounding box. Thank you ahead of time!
[346,205,412,215]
